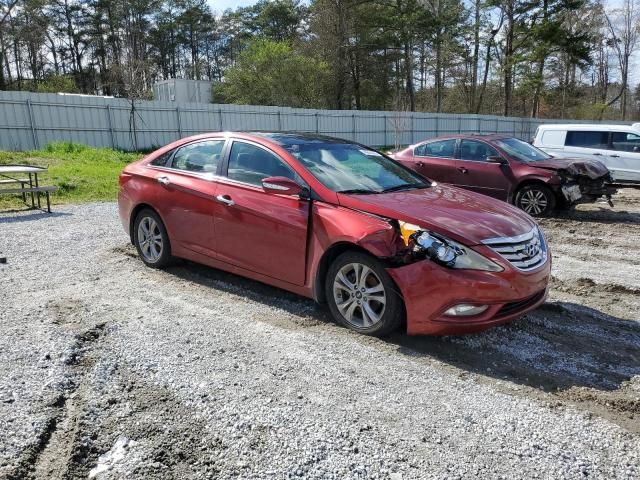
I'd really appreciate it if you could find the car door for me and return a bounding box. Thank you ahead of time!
[454,139,512,200]
[403,138,459,184]
[608,131,640,182]
[214,140,310,286]
[152,139,225,258]
[563,130,611,164]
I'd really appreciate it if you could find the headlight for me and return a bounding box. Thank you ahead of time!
[398,221,503,272]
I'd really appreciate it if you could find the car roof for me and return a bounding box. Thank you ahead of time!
[536,123,640,132]
[250,132,354,146]
[419,134,512,142]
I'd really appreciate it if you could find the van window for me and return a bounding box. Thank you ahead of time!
[610,132,640,152]
[565,131,608,149]
[540,130,565,147]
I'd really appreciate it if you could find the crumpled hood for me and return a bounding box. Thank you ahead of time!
[527,158,610,179]
[338,184,537,245]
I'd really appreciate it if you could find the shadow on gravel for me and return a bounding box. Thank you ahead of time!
[0,210,72,223]
[389,301,640,393]
[553,207,640,224]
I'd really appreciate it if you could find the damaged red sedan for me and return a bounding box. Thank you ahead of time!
[118,133,550,336]
[392,135,616,216]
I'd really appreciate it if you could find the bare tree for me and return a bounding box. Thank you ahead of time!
[605,0,640,119]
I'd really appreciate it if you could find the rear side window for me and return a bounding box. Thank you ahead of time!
[415,139,456,158]
[171,140,224,173]
[610,132,640,152]
[459,140,499,162]
[227,142,297,186]
[150,151,172,167]
[565,131,608,149]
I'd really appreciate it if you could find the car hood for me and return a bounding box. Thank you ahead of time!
[337,184,537,245]
[526,158,609,179]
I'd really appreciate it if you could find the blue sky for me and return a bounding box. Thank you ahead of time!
[209,0,258,13]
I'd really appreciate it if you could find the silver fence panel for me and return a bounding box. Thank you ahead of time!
[0,90,631,151]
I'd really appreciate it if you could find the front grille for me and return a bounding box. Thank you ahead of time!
[482,228,547,271]
[495,290,546,317]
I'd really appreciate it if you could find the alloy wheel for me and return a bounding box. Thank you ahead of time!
[137,216,163,263]
[332,262,387,328]
[519,189,548,215]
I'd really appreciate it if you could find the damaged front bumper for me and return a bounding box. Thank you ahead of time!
[560,175,617,206]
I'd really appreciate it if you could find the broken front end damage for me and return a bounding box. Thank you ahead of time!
[557,170,617,207]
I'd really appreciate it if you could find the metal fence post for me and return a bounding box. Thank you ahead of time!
[176,106,183,138]
[26,99,38,149]
[435,116,439,137]
[410,115,415,144]
[457,116,462,134]
[106,105,116,149]
[277,110,282,131]
[383,114,388,146]
[315,112,319,134]
[218,108,224,131]
[352,113,356,141]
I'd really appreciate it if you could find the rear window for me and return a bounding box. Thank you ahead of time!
[540,130,565,147]
[610,132,640,152]
[565,131,608,149]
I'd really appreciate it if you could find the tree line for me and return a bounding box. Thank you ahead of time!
[1,0,639,119]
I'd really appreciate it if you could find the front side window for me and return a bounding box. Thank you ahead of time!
[284,142,429,193]
[459,140,499,162]
[610,132,640,153]
[227,142,297,186]
[416,139,456,158]
[494,137,551,162]
[565,131,609,149]
[171,140,224,173]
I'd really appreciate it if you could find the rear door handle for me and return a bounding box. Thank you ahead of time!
[157,176,170,186]
[457,167,468,174]
[610,154,620,158]
[216,194,235,206]
[593,153,603,156]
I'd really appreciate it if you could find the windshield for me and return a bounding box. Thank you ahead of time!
[283,143,429,193]
[495,138,552,162]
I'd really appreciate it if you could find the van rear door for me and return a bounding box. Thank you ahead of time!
[609,131,640,182]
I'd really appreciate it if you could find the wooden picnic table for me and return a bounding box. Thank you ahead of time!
[0,165,57,213]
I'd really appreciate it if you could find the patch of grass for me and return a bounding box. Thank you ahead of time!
[0,142,142,210]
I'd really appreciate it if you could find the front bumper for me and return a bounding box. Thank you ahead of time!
[387,248,551,335]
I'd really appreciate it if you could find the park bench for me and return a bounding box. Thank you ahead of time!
[0,165,57,213]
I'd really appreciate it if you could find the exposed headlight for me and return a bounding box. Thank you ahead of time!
[399,221,503,272]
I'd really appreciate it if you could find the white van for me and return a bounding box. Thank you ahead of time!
[532,123,640,183]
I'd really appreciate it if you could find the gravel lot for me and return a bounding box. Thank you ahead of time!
[1,190,639,479]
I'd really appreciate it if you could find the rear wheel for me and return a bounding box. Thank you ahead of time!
[133,209,172,268]
[514,184,556,217]
[325,251,403,337]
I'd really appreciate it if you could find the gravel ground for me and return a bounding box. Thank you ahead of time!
[1,190,639,479]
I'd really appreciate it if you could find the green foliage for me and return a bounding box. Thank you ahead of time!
[0,143,141,210]
[217,40,330,108]
[35,75,80,94]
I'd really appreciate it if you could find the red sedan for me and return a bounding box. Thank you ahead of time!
[118,132,550,336]
[391,134,615,216]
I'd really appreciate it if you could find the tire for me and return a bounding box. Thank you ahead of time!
[133,208,172,268]
[325,251,403,337]
[514,184,556,217]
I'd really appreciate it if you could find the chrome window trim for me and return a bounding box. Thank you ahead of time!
[482,228,535,245]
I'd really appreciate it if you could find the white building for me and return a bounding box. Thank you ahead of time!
[152,79,213,104]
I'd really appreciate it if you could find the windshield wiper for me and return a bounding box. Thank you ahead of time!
[336,188,380,195]
[382,183,428,193]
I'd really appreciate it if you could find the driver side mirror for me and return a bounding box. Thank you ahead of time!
[487,155,508,165]
[261,176,308,197]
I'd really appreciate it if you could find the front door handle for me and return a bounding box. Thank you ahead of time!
[157,176,170,186]
[416,161,425,167]
[216,194,235,206]
[458,167,468,174]
[610,154,620,158]
[593,153,603,156]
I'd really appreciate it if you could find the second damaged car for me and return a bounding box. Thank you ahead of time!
[119,133,550,337]
[392,135,616,216]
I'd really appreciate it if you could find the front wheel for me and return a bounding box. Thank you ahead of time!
[514,184,556,217]
[325,251,403,337]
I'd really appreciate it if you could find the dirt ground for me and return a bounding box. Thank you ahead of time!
[1,189,639,479]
